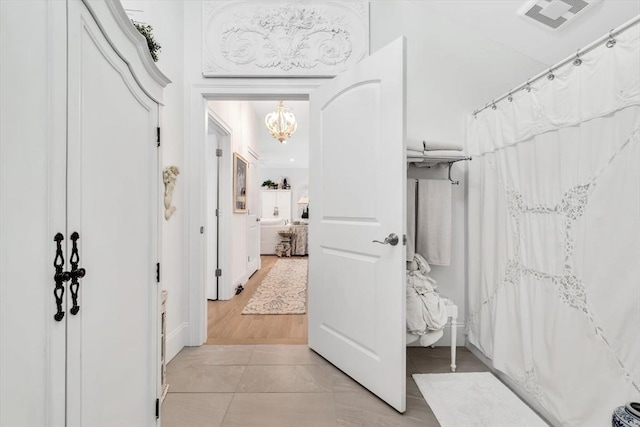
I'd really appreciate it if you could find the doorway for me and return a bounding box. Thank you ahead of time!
[204,99,310,345]
[205,113,232,301]
[185,38,408,413]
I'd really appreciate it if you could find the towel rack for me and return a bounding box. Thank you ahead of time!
[446,158,472,185]
[409,156,472,185]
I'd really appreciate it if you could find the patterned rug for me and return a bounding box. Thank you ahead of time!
[242,258,308,315]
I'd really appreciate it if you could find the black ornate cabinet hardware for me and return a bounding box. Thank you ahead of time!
[53,232,86,321]
[68,232,86,315]
[53,233,69,321]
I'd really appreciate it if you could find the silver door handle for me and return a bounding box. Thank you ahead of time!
[372,233,399,246]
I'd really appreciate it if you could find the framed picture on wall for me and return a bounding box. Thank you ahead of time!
[233,152,248,213]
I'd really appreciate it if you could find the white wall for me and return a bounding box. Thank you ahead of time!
[259,168,310,221]
[120,0,187,360]
[208,100,261,293]
[369,2,546,345]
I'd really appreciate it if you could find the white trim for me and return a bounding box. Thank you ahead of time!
[247,145,260,161]
[166,322,189,363]
[185,82,319,346]
[81,0,170,103]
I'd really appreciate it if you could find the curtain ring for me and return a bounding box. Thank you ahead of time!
[573,49,582,66]
[507,91,513,102]
[524,81,532,92]
[606,29,616,48]
[547,68,555,80]
[491,101,497,110]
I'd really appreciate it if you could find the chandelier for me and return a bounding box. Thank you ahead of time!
[265,101,297,144]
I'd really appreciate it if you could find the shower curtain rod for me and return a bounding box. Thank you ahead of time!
[473,14,640,116]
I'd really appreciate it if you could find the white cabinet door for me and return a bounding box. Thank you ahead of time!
[261,190,279,219]
[308,38,407,412]
[277,190,292,222]
[262,189,291,221]
[65,1,159,425]
[0,2,67,425]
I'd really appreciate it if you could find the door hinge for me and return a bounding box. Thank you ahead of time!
[156,262,160,283]
[200,226,204,234]
[156,127,161,147]
[403,234,407,246]
[155,398,160,418]
[215,209,219,217]
[216,148,222,157]
[215,268,222,277]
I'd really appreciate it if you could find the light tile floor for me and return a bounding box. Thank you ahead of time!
[163,345,490,427]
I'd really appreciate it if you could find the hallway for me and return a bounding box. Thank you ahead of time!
[162,345,489,426]
[207,256,308,345]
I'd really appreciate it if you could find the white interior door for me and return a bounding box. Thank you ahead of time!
[206,131,219,300]
[308,37,407,412]
[65,1,159,425]
[247,151,260,274]
[0,2,67,425]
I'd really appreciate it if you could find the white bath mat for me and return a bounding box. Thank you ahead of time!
[413,372,548,427]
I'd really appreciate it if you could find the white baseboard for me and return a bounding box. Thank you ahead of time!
[166,322,189,363]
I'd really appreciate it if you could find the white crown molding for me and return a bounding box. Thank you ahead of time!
[83,0,171,103]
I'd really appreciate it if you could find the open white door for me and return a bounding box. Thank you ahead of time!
[308,37,407,412]
[206,131,220,300]
[246,151,260,275]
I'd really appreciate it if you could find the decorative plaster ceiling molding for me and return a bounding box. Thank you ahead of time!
[202,1,369,77]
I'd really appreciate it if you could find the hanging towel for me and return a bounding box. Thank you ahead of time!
[423,140,464,151]
[416,179,452,265]
[406,179,416,261]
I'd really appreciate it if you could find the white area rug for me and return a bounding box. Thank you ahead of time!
[242,258,307,315]
[413,372,548,427]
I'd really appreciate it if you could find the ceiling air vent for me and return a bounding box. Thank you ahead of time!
[518,0,602,30]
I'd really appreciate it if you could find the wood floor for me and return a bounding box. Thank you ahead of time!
[206,256,308,345]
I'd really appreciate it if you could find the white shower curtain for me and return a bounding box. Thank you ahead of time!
[467,24,640,427]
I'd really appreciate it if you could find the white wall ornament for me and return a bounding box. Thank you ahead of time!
[163,166,180,220]
[202,1,369,77]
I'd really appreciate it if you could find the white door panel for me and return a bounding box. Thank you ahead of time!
[66,2,158,425]
[247,152,260,275]
[0,2,67,425]
[207,132,219,300]
[309,37,406,412]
